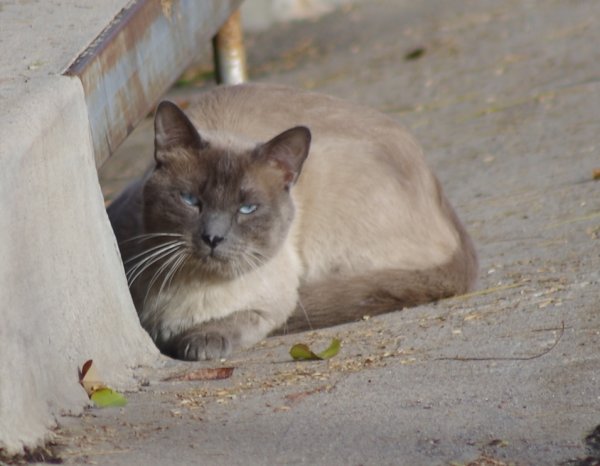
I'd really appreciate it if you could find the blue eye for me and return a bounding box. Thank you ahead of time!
[239,204,258,214]
[180,192,200,207]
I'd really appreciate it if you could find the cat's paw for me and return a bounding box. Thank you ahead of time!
[176,330,232,361]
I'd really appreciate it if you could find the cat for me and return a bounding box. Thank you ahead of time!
[107,83,478,361]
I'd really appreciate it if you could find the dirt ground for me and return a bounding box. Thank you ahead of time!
[48,1,600,465]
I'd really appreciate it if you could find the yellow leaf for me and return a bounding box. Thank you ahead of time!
[79,360,126,408]
[91,388,127,408]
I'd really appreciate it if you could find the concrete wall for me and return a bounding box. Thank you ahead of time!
[0,76,159,454]
[0,0,244,454]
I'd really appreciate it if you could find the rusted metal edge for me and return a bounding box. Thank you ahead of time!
[64,1,145,78]
[64,0,243,167]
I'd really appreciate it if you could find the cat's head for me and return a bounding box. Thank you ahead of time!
[142,101,311,280]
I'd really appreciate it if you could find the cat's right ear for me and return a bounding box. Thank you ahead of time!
[154,101,206,163]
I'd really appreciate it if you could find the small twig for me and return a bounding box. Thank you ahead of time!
[531,324,569,333]
[545,211,600,229]
[59,448,131,457]
[446,282,524,301]
[162,366,234,382]
[435,321,564,362]
[284,381,338,406]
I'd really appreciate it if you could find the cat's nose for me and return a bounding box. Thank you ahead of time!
[201,234,224,249]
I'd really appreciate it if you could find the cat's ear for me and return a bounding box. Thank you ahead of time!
[154,101,206,160]
[256,126,311,188]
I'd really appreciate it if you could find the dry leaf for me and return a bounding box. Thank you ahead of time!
[79,359,106,396]
[79,360,128,408]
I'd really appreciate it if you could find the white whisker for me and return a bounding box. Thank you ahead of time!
[143,249,184,304]
[297,298,313,330]
[127,242,184,286]
[126,243,182,282]
[158,251,189,299]
[237,249,272,291]
[124,239,185,265]
[120,232,184,245]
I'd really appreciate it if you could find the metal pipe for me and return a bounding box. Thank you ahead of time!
[213,9,248,85]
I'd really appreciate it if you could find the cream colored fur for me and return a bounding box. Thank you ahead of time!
[186,85,461,272]
[108,83,477,360]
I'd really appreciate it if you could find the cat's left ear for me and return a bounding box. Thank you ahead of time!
[154,101,206,160]
[256,126,311,189]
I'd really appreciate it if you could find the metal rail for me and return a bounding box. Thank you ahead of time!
[65,0,246,167]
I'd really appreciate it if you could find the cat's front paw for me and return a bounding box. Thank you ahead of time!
[175,330,233,361]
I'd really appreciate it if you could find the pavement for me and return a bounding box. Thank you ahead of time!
[55,0,600,464]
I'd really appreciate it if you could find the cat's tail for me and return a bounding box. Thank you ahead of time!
[280,226,478,333]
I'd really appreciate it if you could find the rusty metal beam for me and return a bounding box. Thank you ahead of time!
[213,10,248,85]
[65,0,243,167]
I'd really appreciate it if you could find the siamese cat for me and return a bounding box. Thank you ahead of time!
[108,83,477,361]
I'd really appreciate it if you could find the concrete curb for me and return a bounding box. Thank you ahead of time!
[0,74,159,454]
[0,0,241,455]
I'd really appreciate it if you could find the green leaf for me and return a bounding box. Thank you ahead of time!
[290,338,341,361]
[91,388,128,408]
[290,344,319,360]
[317,338,341,359]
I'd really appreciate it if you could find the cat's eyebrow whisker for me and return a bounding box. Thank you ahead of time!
[119,232,184,245]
